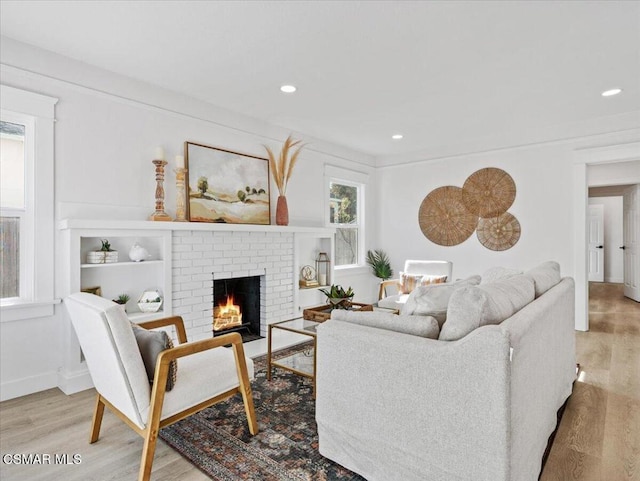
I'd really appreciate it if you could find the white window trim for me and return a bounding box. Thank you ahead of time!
[324,165,368,270]
[0,85,58,321]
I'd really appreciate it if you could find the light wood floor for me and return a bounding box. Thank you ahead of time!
[541,282,640,481]
[1,283,638,480]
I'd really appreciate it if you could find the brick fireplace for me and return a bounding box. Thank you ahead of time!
[171,230,294,342]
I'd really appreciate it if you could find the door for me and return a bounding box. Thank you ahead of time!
[623,185,640,301]
[588,204,605,282]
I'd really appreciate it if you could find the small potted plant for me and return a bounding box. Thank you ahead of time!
[87,239,119,264]
[319,284,354,310]
[112,293,130,312]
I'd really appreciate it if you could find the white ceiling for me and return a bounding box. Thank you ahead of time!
[1,1,639,158]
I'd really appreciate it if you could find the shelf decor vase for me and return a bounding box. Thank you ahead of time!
[129,243,150,262]
[276,195,289,226]
[87,251,118,264]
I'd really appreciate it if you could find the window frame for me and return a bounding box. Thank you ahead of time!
[325,165,367,270]
[0,85,57,321]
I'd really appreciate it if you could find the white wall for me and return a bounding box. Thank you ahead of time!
[377,133,640,286]
[0,39,380,400]
[588,196,624,283]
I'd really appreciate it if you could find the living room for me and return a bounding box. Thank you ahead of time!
[1,1,639,480]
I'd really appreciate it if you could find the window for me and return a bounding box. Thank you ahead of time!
[0,85,57,320]
[1,118,31,300]
[326,165,367,268]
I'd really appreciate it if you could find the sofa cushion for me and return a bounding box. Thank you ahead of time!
[330,310,439,339]
[401,275,481,327]
[131,323,178,391]
[525,261,561,298]
[440,274,535,341]
[480,266,523,285]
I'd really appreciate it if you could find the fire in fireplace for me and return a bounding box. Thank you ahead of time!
[213,295,243,331]
[212,275,262,341]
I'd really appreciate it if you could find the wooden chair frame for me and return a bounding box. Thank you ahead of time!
[88,316,258,481]
[378,279,399,301]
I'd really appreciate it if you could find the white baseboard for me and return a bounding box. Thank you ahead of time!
[604,277,624,284]
[57,367,93,395]
[0,371,58,402]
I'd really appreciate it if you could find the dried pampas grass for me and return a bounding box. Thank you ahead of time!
[264,135,305,195]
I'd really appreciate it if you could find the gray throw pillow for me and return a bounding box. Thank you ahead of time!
[440,274,535,341]
[331,310,439,339]
[401,275,481,328]
[131,323,177,391]
[525,261,561,298]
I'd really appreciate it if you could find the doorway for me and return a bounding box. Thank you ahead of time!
[573,147,640,332]
[588,188,627,283]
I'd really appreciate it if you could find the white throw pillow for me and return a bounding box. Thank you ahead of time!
[525,261,561,298]
[401,275,481,327]
[480,266,523,285]
[330,310,439,339]
[439,274,535,341]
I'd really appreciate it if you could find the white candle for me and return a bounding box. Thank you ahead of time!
[175,155,185,169]
[319,274,327,286]
[154,147,165,161]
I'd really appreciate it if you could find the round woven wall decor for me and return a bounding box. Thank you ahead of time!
[419,186,479,246]
[477,212,521,251]
[462,167,516,218]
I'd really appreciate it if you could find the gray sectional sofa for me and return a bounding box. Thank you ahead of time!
[316,262,576,481]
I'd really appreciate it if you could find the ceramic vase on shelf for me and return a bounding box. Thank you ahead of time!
[276,195,289,226]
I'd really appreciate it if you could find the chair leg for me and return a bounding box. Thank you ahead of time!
[89,394,106,444]
[232,342,259,435]
[138,425,159,481]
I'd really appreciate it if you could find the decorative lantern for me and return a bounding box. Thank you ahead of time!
[316,252,330,287]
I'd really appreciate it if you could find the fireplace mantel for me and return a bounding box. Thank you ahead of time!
[59,218,335,235]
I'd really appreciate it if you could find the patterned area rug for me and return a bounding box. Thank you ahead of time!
[159,344,364,480]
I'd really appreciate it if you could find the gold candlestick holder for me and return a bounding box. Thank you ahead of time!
[174,167,188,222]
[149,159,172,221]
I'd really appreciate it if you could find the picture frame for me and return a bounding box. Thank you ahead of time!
[185,142,271,225]
[81,286,102,296]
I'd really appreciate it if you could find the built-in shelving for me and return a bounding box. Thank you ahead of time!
[81,259,164,269]
[293,232,335,312]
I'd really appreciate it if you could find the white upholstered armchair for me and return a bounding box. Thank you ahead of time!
[377,260,453,310]
[65,292,258,481]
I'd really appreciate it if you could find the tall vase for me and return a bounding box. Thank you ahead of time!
[276,195,289,226]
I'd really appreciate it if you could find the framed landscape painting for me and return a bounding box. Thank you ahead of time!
[185,142,270,225]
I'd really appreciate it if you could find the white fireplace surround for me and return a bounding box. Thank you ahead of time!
[174,229,292,339]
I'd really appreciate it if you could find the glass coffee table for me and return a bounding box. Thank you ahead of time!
[267,317,320,397]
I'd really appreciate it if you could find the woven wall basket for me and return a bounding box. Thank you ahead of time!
[419,186,479,246]
[476,212,521,251]
[462,167,516,218]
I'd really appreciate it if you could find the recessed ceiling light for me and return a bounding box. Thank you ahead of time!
[602,88,622,97]
[280,85,297,93]
[392,134,403,140]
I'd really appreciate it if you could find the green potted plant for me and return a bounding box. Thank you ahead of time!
[87,239,119,264]
[319,284,354,309]
[113,293,130,312]
[366,249,393,280]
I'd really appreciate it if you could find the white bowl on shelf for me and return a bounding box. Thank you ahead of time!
[137,289,163,313]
